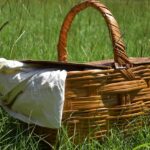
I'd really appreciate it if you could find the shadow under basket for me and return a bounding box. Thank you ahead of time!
[19,0,150,145]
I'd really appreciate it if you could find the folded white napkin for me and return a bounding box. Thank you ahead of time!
[0,58,67,128]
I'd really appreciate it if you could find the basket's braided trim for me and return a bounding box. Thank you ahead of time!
[57,0,131,67]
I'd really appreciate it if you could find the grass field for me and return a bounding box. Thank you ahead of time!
[0,0,150,149]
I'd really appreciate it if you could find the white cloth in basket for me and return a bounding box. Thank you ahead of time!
[0,58,67,128]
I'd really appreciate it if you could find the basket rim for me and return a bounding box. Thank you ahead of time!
[20,57,150,73]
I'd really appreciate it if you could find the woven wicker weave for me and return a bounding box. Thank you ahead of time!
[23,0,150,144]
[56,0,150,142]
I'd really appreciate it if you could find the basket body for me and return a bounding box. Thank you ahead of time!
[30,58,150,144]
[43,0,150,143]
[63,58,150,141]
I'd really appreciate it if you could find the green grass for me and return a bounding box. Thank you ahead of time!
[0,0,150,149]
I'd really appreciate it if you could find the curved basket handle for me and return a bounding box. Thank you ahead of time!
[57,0,131,67]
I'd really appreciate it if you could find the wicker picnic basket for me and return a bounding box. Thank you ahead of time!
[24,0,150,143]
